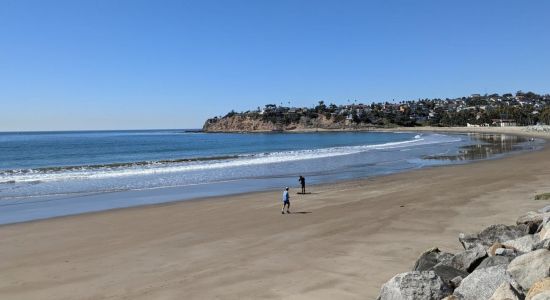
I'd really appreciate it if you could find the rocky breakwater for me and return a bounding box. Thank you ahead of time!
[378,205,550,300]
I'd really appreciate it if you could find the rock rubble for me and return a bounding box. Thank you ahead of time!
[378,205,550,300]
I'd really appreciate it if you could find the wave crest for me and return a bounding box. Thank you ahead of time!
[0,134,460,184]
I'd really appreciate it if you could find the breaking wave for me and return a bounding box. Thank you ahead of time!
[0,134,459,184]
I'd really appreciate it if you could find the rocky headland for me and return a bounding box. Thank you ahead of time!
[377,206,550,300]
[202,114,375,132]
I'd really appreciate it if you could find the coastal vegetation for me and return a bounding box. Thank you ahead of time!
[203,91,550,132]
[535,193,550,201]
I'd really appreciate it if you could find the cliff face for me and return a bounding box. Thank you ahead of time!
[202,115,355,132]
[202,115,279,132]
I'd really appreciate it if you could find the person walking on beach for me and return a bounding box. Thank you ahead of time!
[298,175,306,194]
[282,187,290,214]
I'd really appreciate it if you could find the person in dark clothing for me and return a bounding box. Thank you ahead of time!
[298,175,305,194]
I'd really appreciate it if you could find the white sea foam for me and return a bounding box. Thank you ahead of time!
[0,134,460,184]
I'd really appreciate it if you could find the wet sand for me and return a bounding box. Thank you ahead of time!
[0,127,549,300]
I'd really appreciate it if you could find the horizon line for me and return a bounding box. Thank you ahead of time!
[0,128,203,134]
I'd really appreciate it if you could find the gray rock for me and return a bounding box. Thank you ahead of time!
[459,224,530,250]
[517,211,550,228]
[413,247,454,271]
[412,248,469,288]
[476,256,514,270]
[487,242,522,258]
[496,248,519,256]
[503,234,539,252]
[379,271,452,300]
[488,242,506,257]
[488,282,523,300]
[480,224,530,243]
[507,249,550,292]
[453,265,508,300]
[533,239,550,250]
[509,277,524,297]
[448,245,487,272]
[431,264,469,285]
[450,276,463,289]
[459,233,482,251]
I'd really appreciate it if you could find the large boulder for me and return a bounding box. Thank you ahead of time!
[413,247,454,271]
[459,224,530,250]
[507,249,550,292]
[453,265,508,300]
[411,248,470,286]
[503,234,539,253]
[448,245,487,272]
[488,282,523,300]
[379,271,452,300]
[526,278,550,300]
[476,255,514,270]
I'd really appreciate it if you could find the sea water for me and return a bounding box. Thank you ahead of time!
[0,130,541,224]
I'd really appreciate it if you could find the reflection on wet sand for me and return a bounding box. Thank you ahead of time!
[423,133,533,161]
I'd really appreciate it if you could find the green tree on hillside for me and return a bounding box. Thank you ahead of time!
[540,107,550,125]
[315,101,327,113]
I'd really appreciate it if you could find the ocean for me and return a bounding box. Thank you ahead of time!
[0,130,540,224]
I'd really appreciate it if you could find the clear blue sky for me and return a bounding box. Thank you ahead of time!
[1,0,549,131]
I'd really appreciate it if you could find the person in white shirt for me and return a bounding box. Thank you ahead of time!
[282,187,290,214]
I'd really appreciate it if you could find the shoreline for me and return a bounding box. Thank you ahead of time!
[205,125,550,139]
[1,128,549,299]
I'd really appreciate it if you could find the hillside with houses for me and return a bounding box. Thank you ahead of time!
[203,91,550,132]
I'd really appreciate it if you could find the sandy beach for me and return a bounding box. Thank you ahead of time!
[1,127,549,300]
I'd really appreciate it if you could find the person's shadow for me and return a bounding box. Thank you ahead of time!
[296,192,313,195]
[289,211,312,214]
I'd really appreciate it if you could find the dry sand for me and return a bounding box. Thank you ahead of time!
[1,127,549,300]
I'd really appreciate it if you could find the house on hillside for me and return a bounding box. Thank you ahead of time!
[492,119,517,127]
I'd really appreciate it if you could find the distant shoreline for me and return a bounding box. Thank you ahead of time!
[204,125,550,140]
[374,125,550,140]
